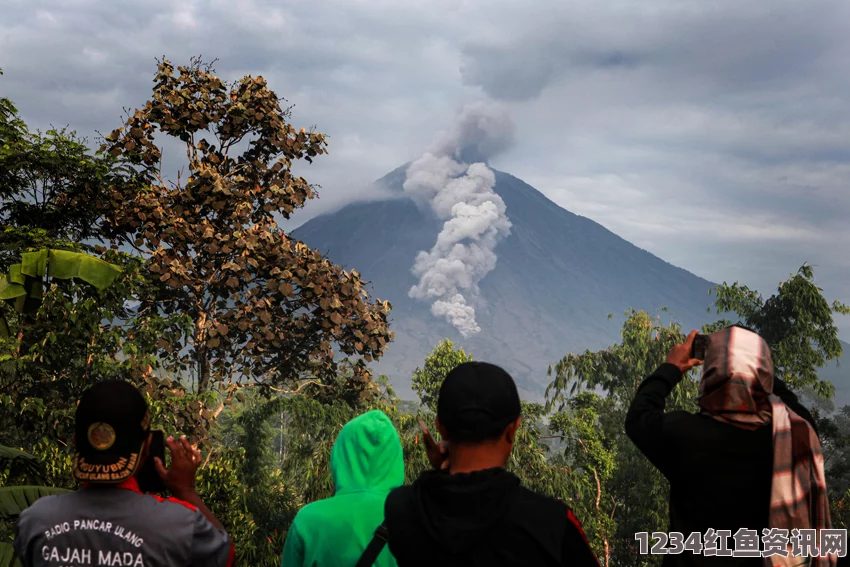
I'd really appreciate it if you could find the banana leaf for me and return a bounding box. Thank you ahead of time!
[0,542,22,567]
[0,486,71,519]
[45,250,121,289]
[20,249,47,278]
[0,267,25,301]
[0,445,38,465]
[0,249,122,316]
[7,266,24,286]
[0,445,42,479]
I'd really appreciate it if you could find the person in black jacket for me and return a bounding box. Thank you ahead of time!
[384,361,600,567]
[626,326,836,566]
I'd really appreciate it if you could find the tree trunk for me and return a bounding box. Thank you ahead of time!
[195,310,211,394]
[197,346,211,394]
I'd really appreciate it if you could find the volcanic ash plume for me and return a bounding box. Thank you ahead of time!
[403,101,515,337]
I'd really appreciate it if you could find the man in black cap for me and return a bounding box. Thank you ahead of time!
[381,361,600,567]
[14,379,234,567]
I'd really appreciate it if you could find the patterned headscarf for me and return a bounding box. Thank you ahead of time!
[699,326,835,566]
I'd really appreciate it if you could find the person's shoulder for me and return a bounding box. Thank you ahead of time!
[384,483,418,524]
[513,486,570,521]
[141,493,201,518]
[387,483,414,499]
[18,490,76,521]
[663,410,701,424]
[289,493,341,526]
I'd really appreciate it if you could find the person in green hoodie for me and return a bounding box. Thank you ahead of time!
[281,409,404,567]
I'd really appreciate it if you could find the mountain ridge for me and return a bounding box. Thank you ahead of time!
[293,166,847,404]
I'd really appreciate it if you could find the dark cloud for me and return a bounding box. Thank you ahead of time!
[460,0,850,102]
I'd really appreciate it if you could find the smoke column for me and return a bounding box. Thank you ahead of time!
[403,100,515,337]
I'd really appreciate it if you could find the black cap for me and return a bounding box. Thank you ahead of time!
[437,362,522,442]
[73,380,150,484]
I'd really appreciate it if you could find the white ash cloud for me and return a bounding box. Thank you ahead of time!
[404,101,515,337]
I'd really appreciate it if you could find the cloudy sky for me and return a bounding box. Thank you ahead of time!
[2,0,849,337]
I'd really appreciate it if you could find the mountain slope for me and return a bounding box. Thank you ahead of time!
[294,166,847,402]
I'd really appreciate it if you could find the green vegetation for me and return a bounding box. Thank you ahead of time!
[1,58,848,567]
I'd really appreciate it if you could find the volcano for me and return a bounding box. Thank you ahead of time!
[292,165,728,401]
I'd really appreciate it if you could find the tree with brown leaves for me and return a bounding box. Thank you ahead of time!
[100,58,393,400]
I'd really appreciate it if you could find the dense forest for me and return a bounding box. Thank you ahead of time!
[2,59,849,567]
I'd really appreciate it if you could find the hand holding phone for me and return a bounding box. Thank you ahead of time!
[153,435,204,499]
[136,430,168,494]
[691,334,709,360]
[665,330,704,374]
[417,418,449,471]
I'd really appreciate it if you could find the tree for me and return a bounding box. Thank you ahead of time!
[710,264,849,398]
[547,309,695,566]
[99,58,393,402]
[548,392,617,567]
[0,69,121,253]
[411,338,473,412]
[819,407,850,494]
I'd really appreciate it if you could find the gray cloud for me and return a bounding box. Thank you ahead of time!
[1,0,848,336]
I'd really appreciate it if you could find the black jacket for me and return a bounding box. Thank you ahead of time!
[384,467,600,567]
[625,363,819,566]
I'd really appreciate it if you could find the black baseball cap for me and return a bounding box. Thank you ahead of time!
[73,380,151,484]
[437,362,522,442]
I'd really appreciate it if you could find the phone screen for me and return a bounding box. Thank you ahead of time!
[692,335,709,360]
[136,430,167,494]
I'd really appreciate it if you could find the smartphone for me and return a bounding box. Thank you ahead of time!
[691,335,709,360]
[136,430,168,494]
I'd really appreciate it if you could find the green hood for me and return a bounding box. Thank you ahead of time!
[330,409,404,495]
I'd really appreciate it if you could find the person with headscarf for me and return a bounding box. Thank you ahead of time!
[625,326,837,566]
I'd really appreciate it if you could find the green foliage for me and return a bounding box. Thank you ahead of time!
[548,392,617,562]
[0,542,22,567]
[547,309,697,566]
[0,97,116,245]
[194,445,285,566]
[238,395,350,530]
[0,446,41,481]
[820,406,850,496]
[815,404,850,531]
[411,338,473,413]
[710,264,849,398]
[0,244,204,456]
